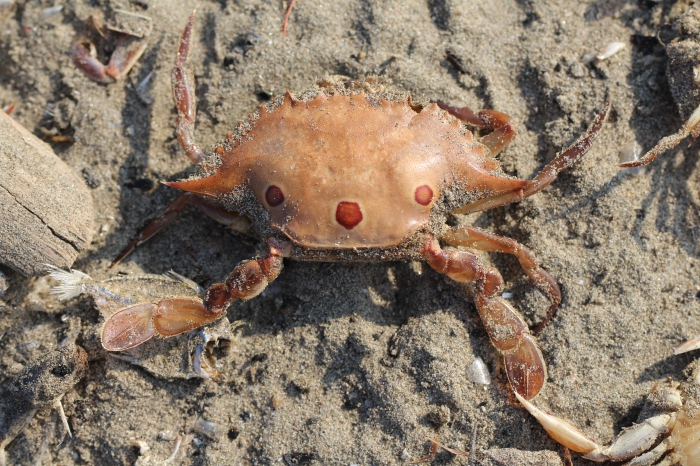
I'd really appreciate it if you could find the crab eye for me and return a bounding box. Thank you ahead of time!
[414,185,434,206]
[336,201,363,230]
[265,185,285,207]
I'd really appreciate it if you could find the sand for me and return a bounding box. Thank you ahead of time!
[1,0,699,464]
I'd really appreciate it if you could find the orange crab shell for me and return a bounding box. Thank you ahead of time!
[167,91,530,249]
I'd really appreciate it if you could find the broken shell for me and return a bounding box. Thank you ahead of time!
[194,418,224,441]
[466,357,491,385]
[596,41,626,61]
[39,5,63,21]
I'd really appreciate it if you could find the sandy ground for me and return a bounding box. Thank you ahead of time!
[1,0,700,464]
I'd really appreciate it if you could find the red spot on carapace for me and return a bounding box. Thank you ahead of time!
[336,201,363,230]
[265,185,285,207]
[414,185,434,206]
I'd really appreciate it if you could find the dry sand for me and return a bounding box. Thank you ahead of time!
[1,0,699,464]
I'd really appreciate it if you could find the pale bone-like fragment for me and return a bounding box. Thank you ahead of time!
[596,41,626,61]
[675,335,700,355]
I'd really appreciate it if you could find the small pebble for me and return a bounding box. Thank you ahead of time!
[569,62,586,78]
[271,394,284,409]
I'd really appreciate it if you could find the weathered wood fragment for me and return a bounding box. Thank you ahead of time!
[0,110,93,276]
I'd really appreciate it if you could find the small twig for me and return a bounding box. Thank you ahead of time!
[467,420,478,465]
[409,435,469,464]
[408,436,438,464]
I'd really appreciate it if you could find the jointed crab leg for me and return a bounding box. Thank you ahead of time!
[455,100,611,215]
[442,225,560,335]
[110,193,249,268]
[516,393,677,463]
[172,12,205,164]
[619,103,700,168]
[421,235,546,399]
[436,102,517,157]
[102,238,289,351]
[282,0,298,38]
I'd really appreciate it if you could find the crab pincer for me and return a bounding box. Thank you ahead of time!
[71,10,152,84]
[102,239,287,351]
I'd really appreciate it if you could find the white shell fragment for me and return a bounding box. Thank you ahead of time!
[466,357,491,385]
[39,5,63,21]
[194,417,224,441]
[596,41,626,61]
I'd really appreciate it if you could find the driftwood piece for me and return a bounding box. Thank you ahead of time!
[0,110,93,276]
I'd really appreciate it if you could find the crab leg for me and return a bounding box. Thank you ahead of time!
[454,100,611,215]
[436,102,517,157]
[172,12,205,164]
[71,35,148,84]
[442,225,560,335]
[110,193,250,268]
[619,103,700,168]
[282,0,298,38]
[71,40,114,84]
[516,393,676,463]
[421,235,546,399]
[102,239,289,351]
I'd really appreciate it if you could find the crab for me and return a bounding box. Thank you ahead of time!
[104,11,609,413]
[519,361,700,465]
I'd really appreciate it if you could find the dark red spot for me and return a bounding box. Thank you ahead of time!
[265,185,285,207]
[336,202,363,230]
[414,185,434,206]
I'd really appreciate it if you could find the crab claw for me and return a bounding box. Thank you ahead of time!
[102,297,223,351]
[102,302,157,351]
[71,40,115,84]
